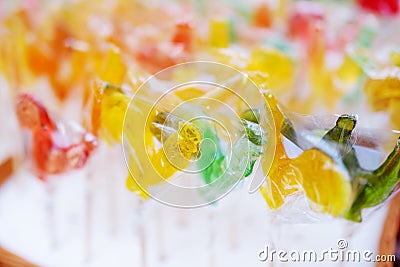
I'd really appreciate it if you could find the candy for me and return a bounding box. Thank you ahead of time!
[172,22,193,51]
[247,48,294,95]
[260,93,299,210]
[2,0,399,228]
[357,0,399,15]
[148,106,265,201]
[15,93,97,180]
[257,93,400,219]
[364,75,400,129]
[390,52,400,67]
[253,3,272,28]
[209,18,230,48]
[345,137,400,222]
[293,149,352,217]
[97,83,130,144]
[125,97,186,198]
[100,48,127,86]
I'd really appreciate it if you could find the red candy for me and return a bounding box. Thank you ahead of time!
[16,94,97,180]
[287,3,324,45]
[172,21,193,51]
[357,0,399,15]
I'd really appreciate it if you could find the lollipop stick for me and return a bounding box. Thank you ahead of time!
[267,215,281,267]
[178,209,188,228]
[208,207,216,267]
[339,222,357,266]
[136,198,147,267]
[46,180,57,249]
[84,168,93,263]
[139,228,147,267]
[229,222,238,250]
[108,167,117,236]
[156,206,166,262]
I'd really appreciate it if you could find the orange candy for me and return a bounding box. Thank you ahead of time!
[254,3,273,28]
[260,93,299,209]
[260,92,352,216]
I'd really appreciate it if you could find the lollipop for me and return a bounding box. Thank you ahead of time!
[15,93,97,248]
[256,92,400,222]
[149,105,264,202]
[123,62,272,267]
[365,73,400,130]
[15,94,97,179]
[123,62,274,205]
[357,0,399,16]
[136,21,194,73]
[143,82,400,222]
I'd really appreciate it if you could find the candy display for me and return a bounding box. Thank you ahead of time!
[0,0,399,266]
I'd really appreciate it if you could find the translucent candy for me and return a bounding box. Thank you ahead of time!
[260,94,400,221]
[100,47,127,86]
[89,48,127,142]
[390,52,400,67]
[247,48,294,95]
[253,3,272,28]
[1,11,32,89]
[357,0,399,16]
[345,138,400,222]
[151,111,201,160]
[199,132,263,202]
[15,94,97,180]
[209,18,230,48]
[364,76,400,114]
[287,3,323,43]
[172,22,193,51]
[261,93,355,217]
[196,120,225,185]
[99,84,130,144]
[389,98,400,129]
[149,108,265,202]
[292,149,352,217]
[336,55,363,86]
[260,93,299,210]
[125,97,191,198]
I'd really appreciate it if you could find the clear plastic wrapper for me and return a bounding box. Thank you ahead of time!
[260,96,400,223]
[123,62,275,207]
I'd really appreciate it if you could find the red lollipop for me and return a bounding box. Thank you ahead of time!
[357,0,399,15]
[15,93,97,181]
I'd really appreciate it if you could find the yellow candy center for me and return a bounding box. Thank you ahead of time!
[178,122,201,160]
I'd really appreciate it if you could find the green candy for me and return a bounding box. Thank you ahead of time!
[319,115,400,222]
[150,108,265,200]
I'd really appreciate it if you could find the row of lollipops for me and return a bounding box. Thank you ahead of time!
[0,0,400,265]
[12,58,400,223]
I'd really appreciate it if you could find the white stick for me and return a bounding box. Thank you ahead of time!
[229,222,238,250]
[109,148,118,236]
[267,214,281,267]
[46,180,57,250]
[84,169,93,263]
[339,222,356,267]
[136,198,147,267]
[156,206,166,262]
[208,207,216,267]
[178,209,188,228]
